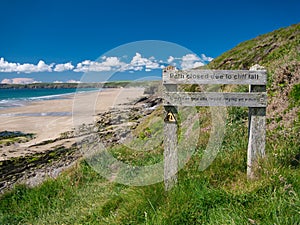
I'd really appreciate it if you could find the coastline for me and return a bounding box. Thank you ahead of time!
[0,88,99,109]
[0,87,146,192]
[0,87,145,153]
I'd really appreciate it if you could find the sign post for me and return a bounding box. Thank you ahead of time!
[163,66,178,190]
[247,67,267,179]
[162,66,267,189]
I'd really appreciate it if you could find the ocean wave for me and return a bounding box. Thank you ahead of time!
[0,88,100,110]
[0,112,72,117]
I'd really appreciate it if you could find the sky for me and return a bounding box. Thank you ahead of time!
[0,0,299,83]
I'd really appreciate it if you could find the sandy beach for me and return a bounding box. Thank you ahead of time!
[0,87,145,191]
[0,87,145,149]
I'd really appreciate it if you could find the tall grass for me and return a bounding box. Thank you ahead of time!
[0,102,299,224]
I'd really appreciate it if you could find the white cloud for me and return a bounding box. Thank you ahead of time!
[36,60,53,72]
[130,53,144,67]
[128,53,160,71]
[133,66,143,71]
[0,58,53,73]
[74,57,126,72]
[67,80,81,83]
[73,53,208,73]
[0,53,213,74]
[1,78,12,84]
[201,54,214,62]
[146,62,160,69]
[166,54,213,70]
[54,62,74,72]
[14,78,36,84]
[1,77,36,84]
[180,54,205,70]
[167,56,175,64]
[193,61,205,68]
[102,57,126,68]
[32,80,42,83]
[0,58,18,73]
[182,54,200,62]
[74,60,111,72]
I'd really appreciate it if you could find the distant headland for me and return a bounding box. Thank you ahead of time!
[0,81,153,89]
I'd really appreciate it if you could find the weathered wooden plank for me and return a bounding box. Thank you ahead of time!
[164,119,178,190]
[163,84,178,190]
[247,85,266,179]
[163,69,267,85]
[163,92,267,107]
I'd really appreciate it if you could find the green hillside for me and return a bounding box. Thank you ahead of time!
[208,23,300,72]
[209,23,300,164]
[0,24,299,224]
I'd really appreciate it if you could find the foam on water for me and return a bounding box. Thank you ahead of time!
[0,88,99,109]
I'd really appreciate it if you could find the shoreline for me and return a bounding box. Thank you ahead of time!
[0,87,147,193]
[0,88,100,110]
[0,87,145,159]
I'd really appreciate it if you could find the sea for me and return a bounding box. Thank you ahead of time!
[0,88,98,110]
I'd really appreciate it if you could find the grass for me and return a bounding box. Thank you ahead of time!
[290,83,300,107]
[0,101,299,224]
[1,85,299,224]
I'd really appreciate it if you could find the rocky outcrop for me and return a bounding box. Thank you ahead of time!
[0,145,81,193]
[93,95,162,147]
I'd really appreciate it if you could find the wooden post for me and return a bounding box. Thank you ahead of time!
[163,84,178,190]
[162,66,267,182]
[247,84,266,179]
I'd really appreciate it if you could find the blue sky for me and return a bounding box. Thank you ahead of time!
[0,0,299,83]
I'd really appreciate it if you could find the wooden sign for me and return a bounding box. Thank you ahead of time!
[163,69,267,85]
[163,92,267,107]
[163,67,267,190]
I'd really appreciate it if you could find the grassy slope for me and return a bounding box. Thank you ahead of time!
[0,24,300,224]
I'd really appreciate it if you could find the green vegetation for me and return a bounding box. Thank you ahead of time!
[208,23,300,72]
[0,131,34,146]
[0,23,299,224]
[0,107,299,224]
[290,83,300,107]
[0,80,161,89]
[0,82,83,89]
